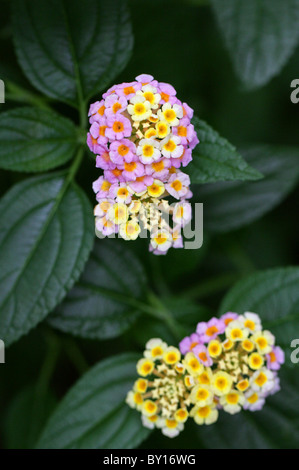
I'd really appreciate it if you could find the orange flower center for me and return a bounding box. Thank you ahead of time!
[112,102,122,113]
[177,126,187,137]
[124,162,137,172]
[97,105,105,116]
[118,144,129,156]
[123,86,135,95]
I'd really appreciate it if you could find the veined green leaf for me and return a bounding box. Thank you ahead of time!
[12,0,133,107]
[37,353,151,449]
[0,107,78,172]
[192,145,299,232]
[220,267,299,363]
[211,0,299,88]
[187,118,262,183]
[48,239,147,340]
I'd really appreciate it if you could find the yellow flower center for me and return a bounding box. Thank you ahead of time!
[256,337,267,349]
[152,161,164,172]
[136,379,147,392]
[249,353,263,370]
[164,351,179,364]
[144,91,154,103]
[231,328,242,339]
[145,128,157,139]
[134,103,146,115]
[164,109,176,121]
[197,406,210,418]
[244,319,255,330]
[166,419,177,429]
[152,346,163,357]
[255,372,267,387]
[142,363,153,374]
[101,181,111,191]
[189,359,201,372]
[242,340,254,352]
[171,180,182,191]
[176,409,187,420]
[197,389,209,401]
[226,393,239,405]
[237,379,249,392]
[247,393,259,404]
[164,140,176,152]
[117,188,129,198]
[144,400,157,414]
[148,183,164,196]
[156,122,169,137]
[198,372,210,385]
[133,393,143,405]
[215,378,227,390]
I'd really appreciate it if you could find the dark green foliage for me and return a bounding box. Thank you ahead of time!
[0,0,298,450]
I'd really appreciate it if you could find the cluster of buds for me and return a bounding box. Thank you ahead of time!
[87,74,198,254]
[127,312,284,438]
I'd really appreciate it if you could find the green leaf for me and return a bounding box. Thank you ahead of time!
[37,353,151,449]
[192,145,299,233]
[12,0,133,107]
[220,267,299,364]
[48,239,147,340]
[198,368,299,449]
[211,0,299,89]
[3,385,57,449]
[0,173,94,346]
[0,107,78,172]
[187,118,262,183]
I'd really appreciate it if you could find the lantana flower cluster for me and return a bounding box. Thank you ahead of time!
[87,74,198,255]
[127,312,284,438]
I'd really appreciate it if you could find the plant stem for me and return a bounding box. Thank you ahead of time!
[67,145,85,182]
[63,337,89,374]
[145,292,185,340]
[149,256,171,297]
[28,331,60,444]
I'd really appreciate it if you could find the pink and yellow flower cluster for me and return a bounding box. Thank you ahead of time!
[87,74,198,254]
[127,312,284,437]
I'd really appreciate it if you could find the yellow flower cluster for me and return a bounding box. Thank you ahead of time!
[126,339,189,438]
